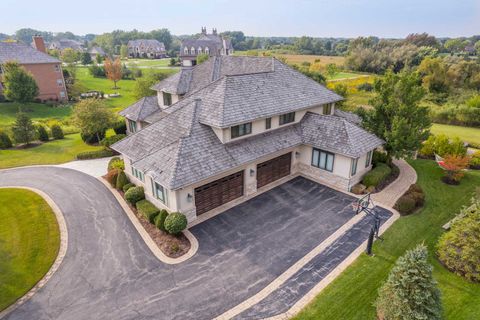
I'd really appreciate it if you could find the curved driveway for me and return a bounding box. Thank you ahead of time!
[0,167,375,320]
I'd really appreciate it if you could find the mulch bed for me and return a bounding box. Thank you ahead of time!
[105,177,191,258]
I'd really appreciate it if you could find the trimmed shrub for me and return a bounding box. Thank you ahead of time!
[395,195,417,215]
[105,169,119,187]
[124,186,144,205]
[376,244,442,320]
[164,212,188,235]
[136,199,160,223]
[37,126,49,142]
[437,199,480,282]
[116,170,129,190]
[0,131,13,149]
[80,130,106,144]
[419,134,467,158]
[372,150,389,167]
[363,163,391,188]
[112,121,127,135]
[108,157,125,171]
[76,149,114,160]
[101,134,126,148]
[470,151,480,169]
[122,183,135,192]
[154,209,169,231]
[51,124,64,139]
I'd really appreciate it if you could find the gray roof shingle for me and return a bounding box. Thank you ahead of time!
[127,39,166,52]
[118,96,162,122]
[0,42,60,64]
[334,109,362,125]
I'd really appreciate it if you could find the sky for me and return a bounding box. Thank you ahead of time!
[1,0,479,38]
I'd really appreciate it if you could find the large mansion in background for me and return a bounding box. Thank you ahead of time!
[113,56,383,223]
[127,39,167,59]
[179,27,234,67]
[0,36,68,102]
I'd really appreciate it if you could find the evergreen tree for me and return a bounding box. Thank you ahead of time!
[376,244,442,320]
[2,61,39,103]
[12,112,36,145]
[37,125,49,142]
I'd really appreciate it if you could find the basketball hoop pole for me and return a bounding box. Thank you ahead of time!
[352,193,383,255]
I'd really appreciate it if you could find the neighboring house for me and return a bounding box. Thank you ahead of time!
[127,39,166,59]
[48,39,84,52]
[0,36,68,102]
[88,46,106,60]
[179,27,233,67]
[113,56,383,223]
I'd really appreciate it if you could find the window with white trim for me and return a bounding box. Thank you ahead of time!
[323,103,332,115]
[57,79,63,87]
[205,47,210,55]
[128,119,137,133]
[151,180,166,204]
[365,151,373,168]
[351,158,358,176]
[197,47,202,54]
[130,163,144,182]
[190,47,195,55]
[311,148,334,172]
[184,47,188,54]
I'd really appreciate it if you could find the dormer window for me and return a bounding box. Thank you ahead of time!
[198,47,202,54]
[279,112,295,125]
[205,47,210,55]
[190,47,195,55]
[323,103,332,115]
[163,92,172,106]
[184,47,188,54]
[231,122,252,139]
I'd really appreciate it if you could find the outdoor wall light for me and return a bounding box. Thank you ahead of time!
[187,193,193,202]
[250,169,255,176]
[295,151,301,158]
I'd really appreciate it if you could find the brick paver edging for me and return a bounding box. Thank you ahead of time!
[0,187,68,320]
[98,178,199,265]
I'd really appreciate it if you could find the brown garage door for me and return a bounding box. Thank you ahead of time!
[257,153,292,188]
[194,171,244,215]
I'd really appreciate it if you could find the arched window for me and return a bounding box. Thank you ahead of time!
[190,47,195,55]
[198,47,202,54]
[184,46,188,54]
[205,47,210,55]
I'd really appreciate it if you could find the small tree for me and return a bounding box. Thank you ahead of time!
[61,48,79,80]
[73,99,114,144]
[120,44,128,59]
[326,63,338,78]
[133,72,169,99]
[376,244,442,320]
[2,61,39,103]
[95,53,104,64]
[441,155,470,184]
[104,57,122,89]
[12,112,36,145]
[80,52,93,65]
[196,53,210,64]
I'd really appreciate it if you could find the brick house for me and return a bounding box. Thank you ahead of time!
[127,39,166,59]
[0,36,68,102]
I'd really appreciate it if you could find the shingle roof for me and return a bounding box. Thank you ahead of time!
[49,39,84,51]
[0,42,60,64]
[112,103,383,190]
[118,96,161,122]
[88,46,105,56]
[334,109,362,125]
[127,39,166,52]
[179,33,232,57]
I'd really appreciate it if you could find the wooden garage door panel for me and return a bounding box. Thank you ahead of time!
[257,153,292,188]
[194,171,244,215]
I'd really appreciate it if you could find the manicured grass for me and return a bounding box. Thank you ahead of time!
[294,160,480,320]
[0,133,102,169]
[125,58,173,68]
[0,102,72,131]
[431,123,480,146]
[0,188,60,311]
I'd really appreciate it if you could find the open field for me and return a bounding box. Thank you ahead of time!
[234,51,345,67]
[431,123,480,146]
[0,188,60,311]
[0,133,102,169]
[294,160,480,320]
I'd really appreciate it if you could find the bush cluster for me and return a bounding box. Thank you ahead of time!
[37,126,49,142]
[124,186,145,204]
[372,150,389,167]
[122,183,135,192]
[50,124,64,140]
[154,210,169,231]
[164,212,188,235]
[112,121,127,135]
[419,134,467,158]
[81,131,106,145]
[76,149,114,160]
[105,169,119,187]
[362,163,392,188]
[470,151,480,169]
[136,199,160,223]
[115,170,129,190]
[108,157,125,171]
[394,184,425,215]
[430,104,480,127]
[0,131,13,149]
[101,134,126,148]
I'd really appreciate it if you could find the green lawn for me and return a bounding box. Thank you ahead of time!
[431,123,480,146]
[0,102,72,131]
[294,160,480,320]
[0,188,60,311]
[125,58,173,68]
[0,133,102,169]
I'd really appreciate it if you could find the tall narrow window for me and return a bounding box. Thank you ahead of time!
[231,122,252,139]
[365,151,373,168]
[351,158,358,176]
[152,181,166,204]
[323,104,332,115]
[265,117,271,129]
[184,47,188,54]
[163,92,172,106]
[311,148,335,172]
[128,119,137,133]
[279,112,295,125]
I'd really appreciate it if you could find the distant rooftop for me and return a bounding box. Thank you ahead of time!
[0,41,60,64]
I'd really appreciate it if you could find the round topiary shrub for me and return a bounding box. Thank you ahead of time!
[51,124,64,140]
[394,194,416,215]
[124,186,145,205]
[37,126,49,142]
[108,157,125,171]
[115,170,129,190]
[154,210,169,231]
[105,169,119,187]
[0,131,13,149]
[122,183,135,192]
[164,212,187,235]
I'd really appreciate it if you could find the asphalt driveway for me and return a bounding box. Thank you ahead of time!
[0,168,391,320]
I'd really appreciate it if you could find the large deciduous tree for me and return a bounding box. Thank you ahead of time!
[104,57,122,89]
[376,244,442,320]
[362,70,430,159]
[2,61,39,103]
[73,99,114,144]
[12,112,36,145]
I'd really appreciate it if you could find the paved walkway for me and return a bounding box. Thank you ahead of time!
[371,159,417,208]
[54,157,112,178]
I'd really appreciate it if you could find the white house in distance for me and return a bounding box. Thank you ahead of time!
[113,56,383,223]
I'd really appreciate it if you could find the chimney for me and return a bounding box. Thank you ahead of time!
[201,27,207,35]
[212,28,217,35]
[32,35,46,53]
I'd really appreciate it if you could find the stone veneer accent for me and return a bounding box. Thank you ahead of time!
[297,163,350,190]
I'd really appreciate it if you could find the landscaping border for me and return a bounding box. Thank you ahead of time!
[98,178,199,264]
[0,187,68,319]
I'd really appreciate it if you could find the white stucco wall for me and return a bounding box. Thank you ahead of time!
[157,91,180,110]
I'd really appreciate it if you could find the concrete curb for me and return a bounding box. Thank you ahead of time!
[0,187,68,319]
[98,178,199,265]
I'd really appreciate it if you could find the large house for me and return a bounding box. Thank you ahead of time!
[48,39,84,52]
[0,36,68,102]
[127,39,166,59]
[179,27,233,67]
[113,56,383,222]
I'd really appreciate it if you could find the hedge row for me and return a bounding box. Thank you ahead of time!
[362,163,392,188]
[76,149,114,160]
